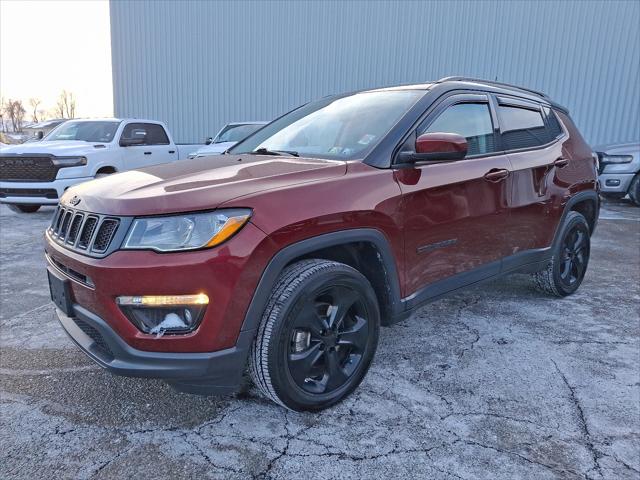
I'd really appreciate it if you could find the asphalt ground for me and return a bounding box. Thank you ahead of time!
[1,199,638,479]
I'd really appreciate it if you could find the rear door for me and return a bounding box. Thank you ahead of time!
[496,97,566,255]
[397,93,513,297]
[120,123,178,169]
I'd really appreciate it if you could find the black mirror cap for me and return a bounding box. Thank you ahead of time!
[205,137,214,145]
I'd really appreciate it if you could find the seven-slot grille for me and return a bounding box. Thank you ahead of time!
[0,155,60,182]
[50,206,121,255]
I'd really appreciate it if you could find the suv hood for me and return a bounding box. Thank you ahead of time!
[0,140,106,156]
[62,154,347,215]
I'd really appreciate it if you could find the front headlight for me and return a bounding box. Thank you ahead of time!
[51,156,87,167]
[122,209,251,252]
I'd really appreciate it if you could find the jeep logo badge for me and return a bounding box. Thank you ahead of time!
[69,196,81,206]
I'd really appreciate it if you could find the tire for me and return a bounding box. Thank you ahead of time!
[628,174,640,207]
[533,211,591,297]
[249,259,380,411]
[7,204,41,213]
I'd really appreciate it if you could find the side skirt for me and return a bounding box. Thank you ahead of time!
[389,247,552,324]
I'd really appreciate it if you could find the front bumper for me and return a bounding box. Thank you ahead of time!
[598,173,634,194]
[56,302,255,394]
[0,177,94,205]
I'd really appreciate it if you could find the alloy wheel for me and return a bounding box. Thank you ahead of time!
[287,285,369,394]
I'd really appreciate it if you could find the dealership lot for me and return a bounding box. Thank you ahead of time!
[0,202,638,479]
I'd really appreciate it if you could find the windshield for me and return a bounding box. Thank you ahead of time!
[229,90,423,159]
[45,121,120,143]
[215,124,265,143]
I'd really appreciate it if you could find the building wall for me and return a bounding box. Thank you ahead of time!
[110,0,639,146]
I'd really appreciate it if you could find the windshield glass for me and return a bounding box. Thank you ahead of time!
[215,124,265,143]
[45,121,120,142]
[229,90,423,159]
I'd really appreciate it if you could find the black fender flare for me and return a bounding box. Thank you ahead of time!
[552,190,600,247]
[240,228,403,332]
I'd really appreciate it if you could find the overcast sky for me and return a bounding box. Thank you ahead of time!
[0,0,113,119]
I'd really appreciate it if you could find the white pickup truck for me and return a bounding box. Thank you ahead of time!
[0,118,202,212]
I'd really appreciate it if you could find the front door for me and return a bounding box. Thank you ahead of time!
[396,95,512,298]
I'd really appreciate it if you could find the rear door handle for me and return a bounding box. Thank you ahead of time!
[168,150,175,154]
[554,157,569,168]
[144,151,152,155]
[484,168,510,182]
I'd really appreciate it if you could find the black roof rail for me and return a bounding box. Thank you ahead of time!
[436,76,550,100]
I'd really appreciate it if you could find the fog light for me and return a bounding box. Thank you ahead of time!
[116,294,208,335]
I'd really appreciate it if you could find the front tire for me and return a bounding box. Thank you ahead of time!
[249,259,380,411]
[7,204,40,213]
[533,211,591,297]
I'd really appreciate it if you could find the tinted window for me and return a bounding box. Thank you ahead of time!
[421,103,495,156]
[230,90,423,160]
[543,107,563,138]
[498,105,549,150]
[121,123,170,145]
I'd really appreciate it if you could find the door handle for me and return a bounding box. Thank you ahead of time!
[553,157,569,168]
[144,151,152,155]
[168,150,175,154]
[484,168,509,182]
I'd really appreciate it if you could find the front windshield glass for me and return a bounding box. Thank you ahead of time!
[215,124,265,143]
[229,90,423,159]
[45,121,120,142]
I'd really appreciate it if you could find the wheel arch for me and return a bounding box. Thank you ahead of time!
[96,165,117,175]
[240,229,403,332]
[566,190,599,236]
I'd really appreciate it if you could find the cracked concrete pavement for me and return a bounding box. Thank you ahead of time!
[1,200,638,479]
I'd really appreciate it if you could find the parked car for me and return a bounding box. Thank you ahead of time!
[595,142,640,206]
[0,118,202,213]
[45,77,599,411]
[188,122,268,158]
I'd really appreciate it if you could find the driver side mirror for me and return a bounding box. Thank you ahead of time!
[205,137,213,145]
[397,132,468,164]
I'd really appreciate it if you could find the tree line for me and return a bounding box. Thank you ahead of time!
[0,90,76,132]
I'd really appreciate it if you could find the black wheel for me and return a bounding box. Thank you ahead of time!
[533,211,591,297]
[250,259,380,411]
[629,174,640,207]
[7,204,40,213]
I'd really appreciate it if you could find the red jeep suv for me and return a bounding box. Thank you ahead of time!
[45,77,599,411]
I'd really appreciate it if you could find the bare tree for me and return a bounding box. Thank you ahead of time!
[29,98,41,123]
[56,90,76,119]
[3,99,26,132]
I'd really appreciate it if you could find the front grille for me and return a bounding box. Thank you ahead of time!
[73,318,114,359]
[0,188,58,199]
[92,219,119,252]
[0,155,60,182]
[49,206,126,257]
[78,216,98,249]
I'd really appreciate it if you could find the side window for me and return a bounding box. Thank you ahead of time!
[543,106,563,139]
[120,123,170,145]
[419,103,496,156]
[498,105,550,150]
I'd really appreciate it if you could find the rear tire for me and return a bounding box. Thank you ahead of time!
[533,211,590,297]
[628,174,640,207]
[7,204,40,213]
[249,259,380,411]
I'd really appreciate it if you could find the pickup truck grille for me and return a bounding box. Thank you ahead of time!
[0,155,60,182]
[49,206,131,257]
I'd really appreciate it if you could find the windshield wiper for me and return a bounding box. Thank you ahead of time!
[251,147,299,157]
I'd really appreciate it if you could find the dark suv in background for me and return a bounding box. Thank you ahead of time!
[45,77,599,411]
